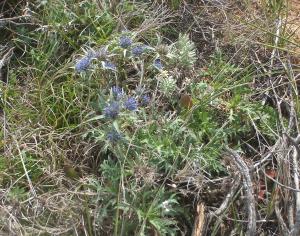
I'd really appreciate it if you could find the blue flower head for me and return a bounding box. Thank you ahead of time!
[107,129,123,143]
[153,58,163,70]
[132,45,145,57]
[102,61,117,71]
[75,56,92,72]
[124,97,138,111]
[119,35,132,48]
[103,101,120,119]
[112,86,124,100]
[140,95,150,106]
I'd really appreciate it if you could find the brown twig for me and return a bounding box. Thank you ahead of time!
[204,175,241,235]
[192,202,206,236]
[1,47,14,142]
[274,133,292,232]
[275,190,290,236]
[0,47,14,70]
[214,175,241,216]
[225,147,256,236]
[285,134,300,236]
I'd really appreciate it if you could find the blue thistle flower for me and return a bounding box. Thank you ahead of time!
[112,86,124,100]
[102,61,117,71]
[107,129,123,143]
[103,101,120,119]
[119,35,132,48]
[132,45,145,57]
[124,97,138,111]
[140,95,150,106]
[75,56,92,72]
[153,58,163,70]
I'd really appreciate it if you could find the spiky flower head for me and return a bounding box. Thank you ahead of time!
[112,86,124,100]
[107,129,123,143]
[132,45,145,57]
[103,101,120,119]
[119,35,132,48]
[140,95,150,106]
[75,56,92,72]
[124,97,138,111]
[153,58,163,70]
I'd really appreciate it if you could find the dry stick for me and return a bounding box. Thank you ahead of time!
[263,169,300,192]
[287,53,300,232]
[274,134,293,233]
[275,192,290,236]
[274,67,300,233]
[225,148,256,236]
[274,138,293,236]
[0,47,14,141]
[270,74,294,232]
[0,47,14,70]
[285,134,300,236]
[0,16,35,26]
[204,175,241,235]
[291,139,300,236]
[214,175,241,216]
[192,202,206,236]
[252,138,281,169]
[288,201,295,230]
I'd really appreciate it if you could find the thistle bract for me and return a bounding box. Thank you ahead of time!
[75,56,92,72]
[107,129,123,143]
[154,58,163,70]
[119,35,132,48]
[103,101,120,119]
[124,97,138,111]
[132,45,145,56]
[112,86,124,100]
[140,95,150,106]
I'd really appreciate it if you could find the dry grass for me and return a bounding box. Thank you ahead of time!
[1,0,300,235]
